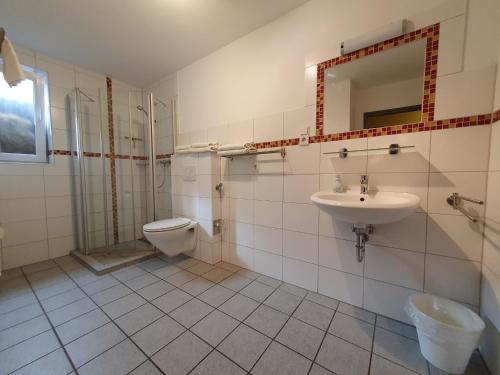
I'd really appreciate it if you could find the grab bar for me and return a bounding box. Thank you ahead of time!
[446,193,484,222]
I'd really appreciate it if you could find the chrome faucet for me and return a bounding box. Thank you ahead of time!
[360,175,369,194]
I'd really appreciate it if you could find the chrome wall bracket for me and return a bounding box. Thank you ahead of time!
[213,219,223,235]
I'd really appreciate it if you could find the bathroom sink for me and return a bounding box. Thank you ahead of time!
[310,190,420,225]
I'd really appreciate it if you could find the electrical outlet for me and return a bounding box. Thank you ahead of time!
[299,133,309,146]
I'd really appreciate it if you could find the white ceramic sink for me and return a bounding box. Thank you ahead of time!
[310,190,420,225]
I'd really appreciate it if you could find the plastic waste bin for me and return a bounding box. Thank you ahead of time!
[406,293,485,374]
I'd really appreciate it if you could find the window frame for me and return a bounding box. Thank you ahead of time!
[0,62,52,163]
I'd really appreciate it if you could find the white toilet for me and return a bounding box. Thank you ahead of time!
[143,217,198,257]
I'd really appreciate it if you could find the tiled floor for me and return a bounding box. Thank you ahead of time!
[0,254,492,375]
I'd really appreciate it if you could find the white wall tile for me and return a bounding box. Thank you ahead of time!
[45,196,76,218]
[254,249,283,280]
[230,198,254,224]
[428,172,487,216]
[283,174,319,204]
[198,154,218,175]
[228,175,254,199]
[44,156,78,176]
[430,126,491,172]
[437,15,465,76]
[47,216,76,239]
[485,172,500,223]
[319,173,361,193]
[229,221,254,247]
[3,241,49,270]
[253,225,282,255]
[227,120,253,144]
[363,278,416,324]
[254,200,282,228]
[365,245,424,290]
[253,113,283,143]
[198,175,212,198]
[283,106,315,139]
[434,66,496,120]
[44,175,73,197]
[283,203,318,234]
[320,139,368,174]
[284,143,320,175]
[318,212,353,240]
[228,156,257,176]
[36,55,76,88]
[0,176,45,199]
[0,162,44,176]
[427,214,484,261]
[0,198,46,223]
[483,220,500,279]
[318,266,363,307]
[48,236,76,258]
[229,243,254,270]
[283,230,318,264]
[367,132,430,173]
[318,236,363,276]
[255,153,284,175]
[488,122,500,171]
[207,125,229,145]
[254,175,283,202]
[481,266,500,333]
[283,257,318,291]
[199,197,214,220]
[425,254,481,305]
[369,173,429,212]
[1,220,47,247]
[370,213,427,252]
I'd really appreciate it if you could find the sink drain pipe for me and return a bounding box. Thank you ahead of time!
[352,225,374,262]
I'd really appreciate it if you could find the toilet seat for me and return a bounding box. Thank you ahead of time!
[143,217,191,233]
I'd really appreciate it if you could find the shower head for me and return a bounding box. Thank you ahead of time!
[136,105,148,116]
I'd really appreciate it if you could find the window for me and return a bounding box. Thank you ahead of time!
[0,63,51,163]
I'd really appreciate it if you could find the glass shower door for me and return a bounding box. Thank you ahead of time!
[72,88,109,255]
[144,93,174,225]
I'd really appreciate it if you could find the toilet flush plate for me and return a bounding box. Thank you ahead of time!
[183,166,197,181]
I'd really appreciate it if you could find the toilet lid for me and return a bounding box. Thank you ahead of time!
[143,217,191,232]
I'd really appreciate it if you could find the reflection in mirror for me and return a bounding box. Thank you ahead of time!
[323,39,426,134]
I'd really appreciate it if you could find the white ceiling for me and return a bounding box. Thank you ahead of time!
[0,0,309,87]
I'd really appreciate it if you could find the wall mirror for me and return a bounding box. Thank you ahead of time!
[323,39,426,134]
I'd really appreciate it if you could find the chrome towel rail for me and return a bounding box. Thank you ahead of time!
[446,193,484,222]
[220,147,286,160]
[323,143,414,158]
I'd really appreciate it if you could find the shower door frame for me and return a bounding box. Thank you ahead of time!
[146,93,176,224]
[73,88,110,255]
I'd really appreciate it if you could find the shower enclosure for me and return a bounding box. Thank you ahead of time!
[68,86,174,270]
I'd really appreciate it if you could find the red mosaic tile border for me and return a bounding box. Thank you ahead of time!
[156,154,172,160]
[493,109,500,123]
[106,77,119,244]
[254,112,492,148]
[315,23,439,138]
[49,150,151,160]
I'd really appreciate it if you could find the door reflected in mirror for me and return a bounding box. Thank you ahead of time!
[323,39,426,134]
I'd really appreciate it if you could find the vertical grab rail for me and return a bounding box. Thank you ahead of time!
[127,91,137,246]
[74,89,90,255]
[148,93,157,221]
